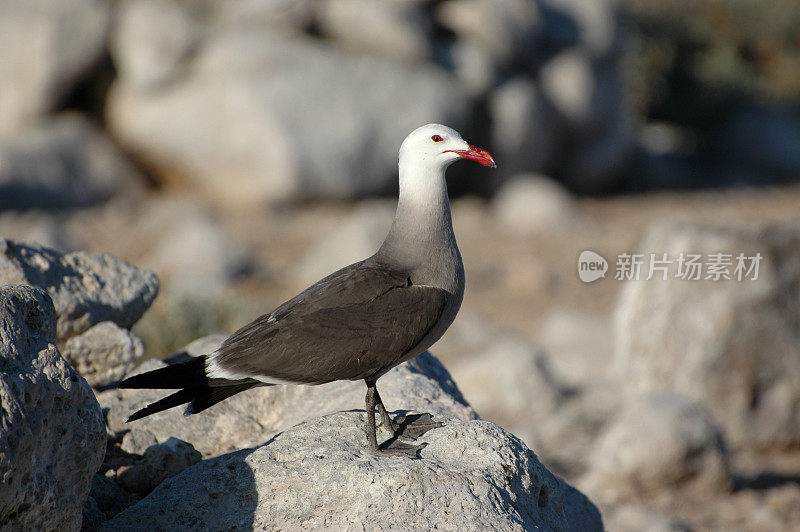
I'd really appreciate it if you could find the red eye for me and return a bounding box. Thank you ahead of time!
[431,135,443,142]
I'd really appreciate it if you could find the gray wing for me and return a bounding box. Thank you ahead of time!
[213,259,447,383]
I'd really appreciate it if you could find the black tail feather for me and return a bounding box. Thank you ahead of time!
[127,388,197,422]
[121,355,265,422]
[186,382,260,415]
[120,356,208,389]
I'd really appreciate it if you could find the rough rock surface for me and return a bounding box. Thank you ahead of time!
[0,239,159,341]
[115,438,202,495]
[582,393,730,504]
[0,113,145,210]
[61,321,144,388]
[108,29,470,206]
[100,413,603,531]
[615,222,800,448]
[0,285,106,530]
[100,341,476,456]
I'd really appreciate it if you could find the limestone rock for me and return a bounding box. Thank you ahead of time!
[110,0,200,91]
[108,30,470,206]
[537,309,614,388]
[116,438,201,495]
[436,0,541,65]
[492,174,576,235]
[0,0,110,136]
[0,285,106,530]
[0,114,145,210]
[293,200,395,290]
[142,202,250,296]
[447,331,620,477]
[614,222,800,448]
[62,321,144,388]
[100,340,476,457]
[120,428,159,456]
[0,239,159,341]
[101,413,603,531]
[488,79,559,176]
[582,394,730,503]
[316,0,432,61]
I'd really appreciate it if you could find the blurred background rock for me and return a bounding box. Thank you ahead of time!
[1,0,800,529]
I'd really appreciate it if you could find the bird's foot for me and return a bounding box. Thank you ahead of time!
[392,413,444,441]
[373,438,427,458]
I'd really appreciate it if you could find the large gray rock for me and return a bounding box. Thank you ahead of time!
[108,29,470,206]
[110,0,201,91]
[581,393,730,504]
[115,437,202,495]
[316,0,432,61]
[436,0,541,66]
[488,78,560,176]
[100,413,603,531]
[0,113,145,210]
[492,174,576,235]
[0,285,106,530]
[614,222,800,448]
[293,200,395,290]
[0,0,110,136]
[449,334,619,476]
[100,340,476,456]
[0,239,159,341]
[141,200,250,296]
[61,321,144,388]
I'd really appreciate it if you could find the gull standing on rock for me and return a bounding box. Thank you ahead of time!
[120,124,496,457]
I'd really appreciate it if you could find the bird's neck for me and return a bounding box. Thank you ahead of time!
[378,162,456,268]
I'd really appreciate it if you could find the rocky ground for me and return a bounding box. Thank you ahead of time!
[3,182,800,530]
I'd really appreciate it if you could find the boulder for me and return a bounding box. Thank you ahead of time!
[581,393,730,504]
[210,0,314,31]
[492,174,576,235]
[61,321,144,388]
[436,0,542,66]
[0,0,110,136]
[614,222,800,448]
[537,309,614,388]
[115,438,202,495]
[293,200,395,290]
[141,202,250,296]
[0,114,145,210]
[110,0,201,91]
[108,29,470,206]
[100,413,603,531]
[316,0,432,62]
[0,285,106,530]
[447,331,620,477]
[488,79,560,176]
[0,239,159,341]
[100,340,476,456]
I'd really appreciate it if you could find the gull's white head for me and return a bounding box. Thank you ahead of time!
[399,124,496,171]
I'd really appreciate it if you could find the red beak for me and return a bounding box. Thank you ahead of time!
[446,144,496,168]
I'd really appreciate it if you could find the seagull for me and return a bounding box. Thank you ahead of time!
[120,124,495,457]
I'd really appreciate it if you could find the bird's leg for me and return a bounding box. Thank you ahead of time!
[372,387,443,441]
[364,380,427,458]
[373,387,399,434]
